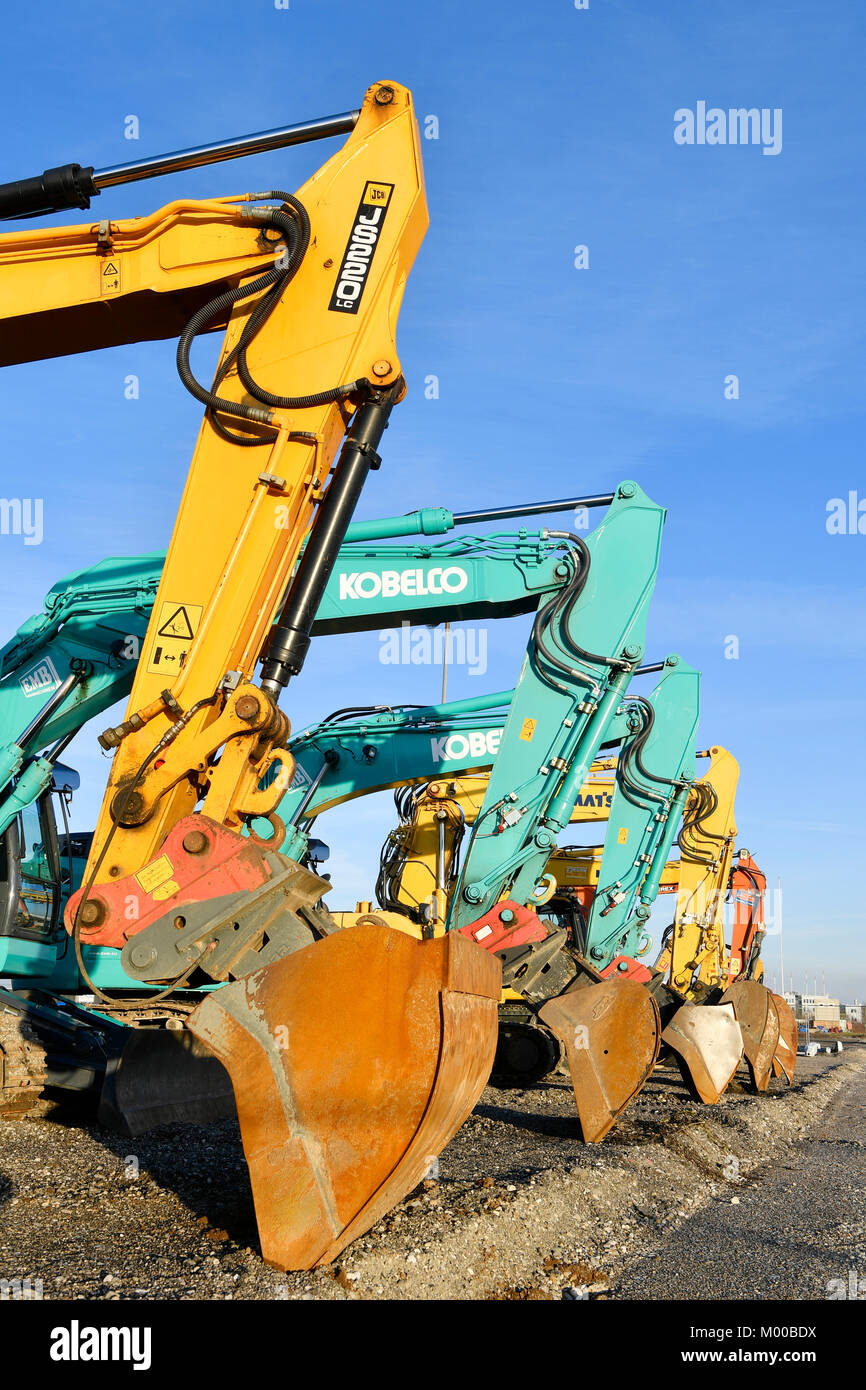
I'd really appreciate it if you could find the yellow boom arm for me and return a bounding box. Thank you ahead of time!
[663,746,739,994]
[0,87,491,1276]
[0,83,429,912]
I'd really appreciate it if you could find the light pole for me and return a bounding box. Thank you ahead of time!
[777,875,784,997]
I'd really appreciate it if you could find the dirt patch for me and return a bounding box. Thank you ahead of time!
[0,1045,862,1301]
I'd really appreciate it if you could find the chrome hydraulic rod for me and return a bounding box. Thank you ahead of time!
[452,494,615,525]
[0,109,360,219]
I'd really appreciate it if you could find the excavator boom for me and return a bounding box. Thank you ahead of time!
[0,83,503,1271]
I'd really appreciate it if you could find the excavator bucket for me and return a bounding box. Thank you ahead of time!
[661,1002,744,1104]
[188,923,500,1270]
[721,978,780,1093]
[770,991,797,1085]
[538,978,661,1142]
[98,1028,236,1135]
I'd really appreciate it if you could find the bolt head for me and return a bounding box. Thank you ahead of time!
[371,359,393,378]
[235,695,260,722]
[130,944,157,968]
[182,829,209,856]
[374,85,395,105]
[499,908,515,924]
[79,899,105,927]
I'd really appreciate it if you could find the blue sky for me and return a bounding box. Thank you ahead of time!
[0,0,863,998]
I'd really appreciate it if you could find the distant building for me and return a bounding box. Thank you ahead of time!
[798,994,841,1025]
[842,1002,864,1025]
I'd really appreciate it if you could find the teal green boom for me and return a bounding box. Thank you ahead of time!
[447,482,666,932]
[582,656,699,969]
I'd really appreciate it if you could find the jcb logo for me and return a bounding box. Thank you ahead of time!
[430,730,502,763]
[339,567,468,601]
[329,181,394,315]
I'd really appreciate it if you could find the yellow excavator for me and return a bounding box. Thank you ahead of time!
[345,763,629,1087]
[366,762,618,935]
[0,81,501,1271]
[655,748,796,1095]
[333,745,792,1101]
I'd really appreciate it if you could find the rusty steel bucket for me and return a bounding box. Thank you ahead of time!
[538,978,660,1142]
[721,978,780,1093]
[662,1001,744,1104]
[770,991,797,1085]
[188,923,500,1270]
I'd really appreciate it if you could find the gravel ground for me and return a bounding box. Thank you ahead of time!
[0,1041,862,1302]
[616,1050,866,1300]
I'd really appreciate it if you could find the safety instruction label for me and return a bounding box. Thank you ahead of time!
[152,878,180,902]
[134,854,175,896]
[100,259,121,294]
[519,718,537,742]
[617,827,629,844]
[146,600,203,676]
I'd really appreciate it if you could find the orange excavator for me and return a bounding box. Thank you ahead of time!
[0,81,500,1270]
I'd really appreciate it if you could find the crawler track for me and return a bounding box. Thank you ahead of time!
[0,1006,49,1118]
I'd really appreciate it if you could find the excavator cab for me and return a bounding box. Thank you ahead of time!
[0,778,71,966]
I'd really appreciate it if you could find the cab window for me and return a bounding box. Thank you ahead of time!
[13,798,58,936]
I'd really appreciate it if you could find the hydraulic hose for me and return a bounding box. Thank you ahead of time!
[176,194,362,439]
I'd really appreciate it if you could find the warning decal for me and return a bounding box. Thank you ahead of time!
[100,259,121,294]
[146,600,203,676]
[158,606,196,641]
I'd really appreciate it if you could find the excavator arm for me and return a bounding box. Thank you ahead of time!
[421,483,668,1137]
[447,483,664,929]
[0,83,505,1273]
[0,493,605,985]
[575,658,699,973]
[666,746,740,996]
[282,713,620,929]
[652,749,789,1098]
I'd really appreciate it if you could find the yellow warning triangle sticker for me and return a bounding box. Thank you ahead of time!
[157,605,196,640]
[102,261,119,277]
